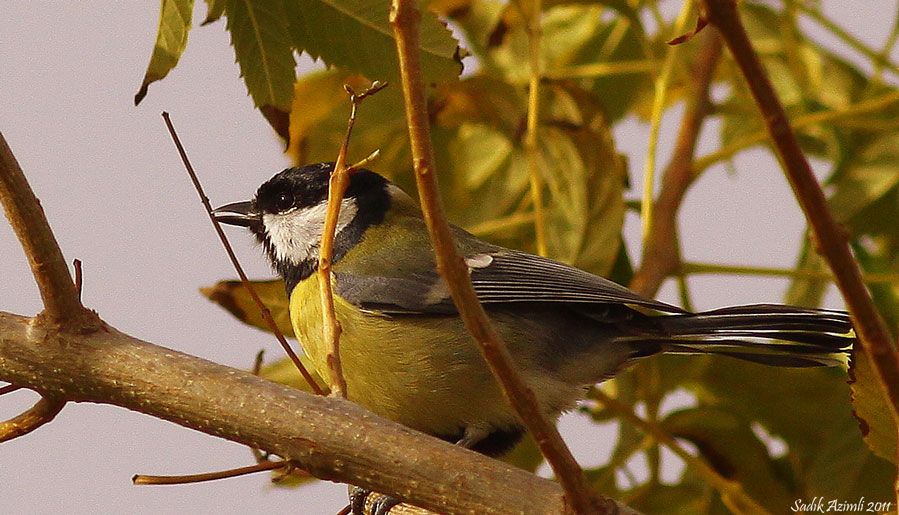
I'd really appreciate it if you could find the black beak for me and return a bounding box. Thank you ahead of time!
[212,200,258,227]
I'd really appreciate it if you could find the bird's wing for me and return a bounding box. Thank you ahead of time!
[334,233,683,315]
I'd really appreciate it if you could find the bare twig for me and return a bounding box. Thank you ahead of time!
[631,30,722,298]
[133,460,291,485]
[702,0,899,425]
[0,133,88,328]
[161,112,324,396]
[591,389,769,514]
[318,81,386,399]
[389,1,616,512]
[0,383,23,396]
[0,394,65,443]
[640,0,695,249]
[681,261,899,285]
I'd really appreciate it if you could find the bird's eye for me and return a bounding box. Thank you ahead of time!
[274,191,293,213]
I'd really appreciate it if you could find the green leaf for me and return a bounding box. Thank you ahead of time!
[225,0,296,112]
[686,360,895,500]
[258,355,327,393]
[201,279,294,337]
[829,133,899,224]
[850,350,898,463]
[661,407,793,511]
[285,0,462,84]
[202,0,225,25]
[134,0,194,105]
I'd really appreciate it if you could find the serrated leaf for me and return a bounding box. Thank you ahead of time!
[201,279,294,337]
[285,0,462,84]
[202,0,225,25]
[850,349,898,463]
[685,360,895,500]
[225,0,296,112]
[134,0,194,105]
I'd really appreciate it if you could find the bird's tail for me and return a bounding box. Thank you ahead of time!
[622,304,854,367]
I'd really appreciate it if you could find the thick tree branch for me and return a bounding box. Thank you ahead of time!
[0,310,618,514]
[630,30,723,298]
[0,133,90,327]
[389,1,619,512]
[702,0,899,423]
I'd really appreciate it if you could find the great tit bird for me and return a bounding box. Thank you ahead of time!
[214,162,853,458]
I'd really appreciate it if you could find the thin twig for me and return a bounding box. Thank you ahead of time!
[133,460,290,485]
[694,90,899,173]
[318,81,386,399]
[631,30,723,298]
[0,395,66,443]
[388,1,614,513]
[0,133,86,327]
[640,0,695,249]
[0,384,23,396]
[544,59,656,79]
[681,261,899,284]
[703,0,899,423]
[591,389,770,515]
[797,2,899,78]
[521,0,547,257]
[161,112,324,396]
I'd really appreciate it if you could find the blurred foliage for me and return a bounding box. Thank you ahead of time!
[142,0,899,510]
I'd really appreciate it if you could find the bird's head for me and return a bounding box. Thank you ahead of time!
[213,162,391,289]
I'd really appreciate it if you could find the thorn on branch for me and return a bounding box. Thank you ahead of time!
[73,259,83,301]
[668,14,709,45]
[0,394,66,443]
[161,112,324,396]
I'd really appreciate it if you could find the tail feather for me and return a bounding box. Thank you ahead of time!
[621,304,854,368]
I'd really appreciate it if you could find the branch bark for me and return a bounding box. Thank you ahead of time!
[0,132,90,328]
[702,0,899,423]
[0,310,594,514]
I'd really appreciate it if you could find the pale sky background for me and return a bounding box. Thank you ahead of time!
[2,1,896,514]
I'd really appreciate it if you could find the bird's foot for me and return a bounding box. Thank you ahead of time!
[348,486,401,515]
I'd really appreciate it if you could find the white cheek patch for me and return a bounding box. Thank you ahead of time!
[263,199,359,264]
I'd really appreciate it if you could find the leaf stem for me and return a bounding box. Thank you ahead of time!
[543,59,657,79]
[681,261,899,284]
[389,1,618,512]
[640,0,695,250]
[797,3,899,78]
[523,0,548,257]
[161,113,324,396]
[694,90,899,173]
